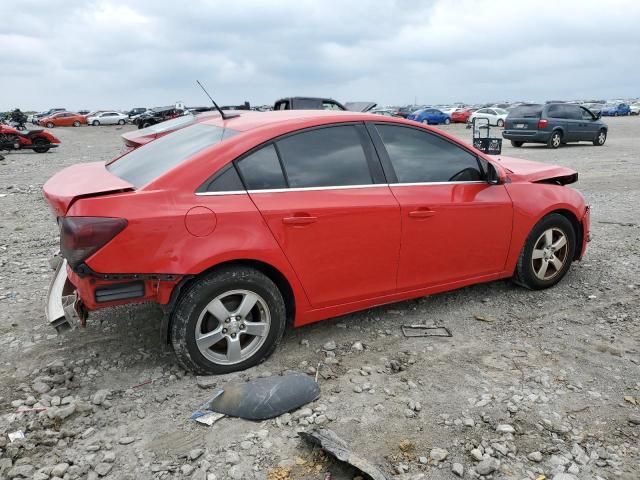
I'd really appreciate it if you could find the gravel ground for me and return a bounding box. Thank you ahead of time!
[0,118,638,480]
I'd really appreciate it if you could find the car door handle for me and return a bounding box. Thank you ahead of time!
[408,209,436,218]
[282,215,318,225]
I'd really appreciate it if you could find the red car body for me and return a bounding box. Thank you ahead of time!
[451,108,474,123]
[39,112,87,128]
[43,110,590,371]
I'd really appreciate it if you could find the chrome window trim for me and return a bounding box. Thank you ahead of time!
[195,190,247,196]
[195,180,487,196]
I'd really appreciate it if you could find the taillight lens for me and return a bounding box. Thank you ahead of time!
[60,217,127,268]
[538,119,548,129]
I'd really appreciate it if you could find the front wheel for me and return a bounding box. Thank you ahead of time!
[421,119,430,125]
[170,267,287,375]
[593,129,606,146]
[118,119,125,125]
[32,137,50,153]
[511,140,524,147]
[497,119,505,127]
[513,213,575,290]
[72,121,80,127]
[92,120,100,126]
[444,118,451,125]
[46,122,54,128]
[547,131,562,149]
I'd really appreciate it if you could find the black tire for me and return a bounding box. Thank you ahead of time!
[513,213,576,290]
[444,118,451,125]
[497,119,504,127]
[46,122,54,128]
[141,122,151,129]
[547,130,562,149]
[511,140,524,147]
[92,120,100,126]
[170,266,287,375]
[593,129,606,146]
[32,137,50,153]
[118,119,125,125]
[72,121,80,127]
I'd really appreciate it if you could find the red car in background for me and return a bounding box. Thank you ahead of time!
[43,110,590,374]
[451,108,475,123]
[39,112,86,128]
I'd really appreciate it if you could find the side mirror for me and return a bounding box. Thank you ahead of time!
[596,112,602,119]
[487,162,502,185]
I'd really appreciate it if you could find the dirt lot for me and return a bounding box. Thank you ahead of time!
[0,118,638,480]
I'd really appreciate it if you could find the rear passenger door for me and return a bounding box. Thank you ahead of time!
[238,124,401,308]
[547,105,570,139]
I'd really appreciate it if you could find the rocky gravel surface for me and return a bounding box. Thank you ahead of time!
[0,119,638,480]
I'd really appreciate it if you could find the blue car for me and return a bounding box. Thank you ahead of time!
[600,103,631,116]
[407,108,451,125]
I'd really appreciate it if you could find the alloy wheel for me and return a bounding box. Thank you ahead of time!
[551,133,561,148]
[597,131,606,145]
[195,289,271,365]
[531,228,569,281]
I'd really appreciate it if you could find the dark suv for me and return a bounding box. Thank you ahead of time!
[503,103,607,149]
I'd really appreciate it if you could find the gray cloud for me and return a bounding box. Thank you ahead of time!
[1,0,639,111]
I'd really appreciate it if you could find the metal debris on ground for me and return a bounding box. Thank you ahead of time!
[191,373,320,421]
[193,411,225,426]
[401,325,452,337]
[474,314,496,322]
[300,428,390,480]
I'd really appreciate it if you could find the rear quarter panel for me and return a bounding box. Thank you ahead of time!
[66,189,312,315]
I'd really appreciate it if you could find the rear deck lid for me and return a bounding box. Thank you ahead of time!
[43,162,134,216]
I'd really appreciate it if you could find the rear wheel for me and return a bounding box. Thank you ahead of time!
[118,119,125,125]
[497,119,505,127]
[170,266,287,375]
[593,129,606,146]
[547,131,562,149]
[444,118,451,125]
[511,140,524,147]
[32,137,50,153]
[514,213,575,290]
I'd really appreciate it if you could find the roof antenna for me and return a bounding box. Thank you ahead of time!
[196,80,239,120]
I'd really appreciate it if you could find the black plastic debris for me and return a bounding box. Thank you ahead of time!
[191,373,320,422]
[300,429,390,480]
[401,324,452,337]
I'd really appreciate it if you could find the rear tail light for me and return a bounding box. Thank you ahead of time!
[60,217,127,268]
[538,119,548,129]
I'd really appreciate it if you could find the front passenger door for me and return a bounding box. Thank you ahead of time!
[372,123,513,290]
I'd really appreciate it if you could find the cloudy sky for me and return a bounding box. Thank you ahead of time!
[2,0,639,111]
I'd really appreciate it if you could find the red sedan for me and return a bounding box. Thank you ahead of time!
[451,108,475,123]
[43,110,590,374]
[39,112,86,128]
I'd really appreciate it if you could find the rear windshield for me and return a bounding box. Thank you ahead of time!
[108,123,238,187]
[137,114,195,134]
[508,105,543,118]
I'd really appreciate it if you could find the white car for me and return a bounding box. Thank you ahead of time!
[630,104,640,116]
[87,111,128,126]
[469,107,509,127]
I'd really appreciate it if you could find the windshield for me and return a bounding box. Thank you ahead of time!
[107,123,238,187]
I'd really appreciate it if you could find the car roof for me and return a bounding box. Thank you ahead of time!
[198,110,378,132]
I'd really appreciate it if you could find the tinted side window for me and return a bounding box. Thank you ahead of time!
[548,105,564,118]
[376,124,483,183]
[199,165,245,193]
[276,126,373,188]
[237,144,287,190]
[564,105,582,120]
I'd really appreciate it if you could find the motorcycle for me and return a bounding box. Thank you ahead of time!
[0,123,61,155]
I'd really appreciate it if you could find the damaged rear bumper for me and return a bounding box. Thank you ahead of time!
[45,257,86,331]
